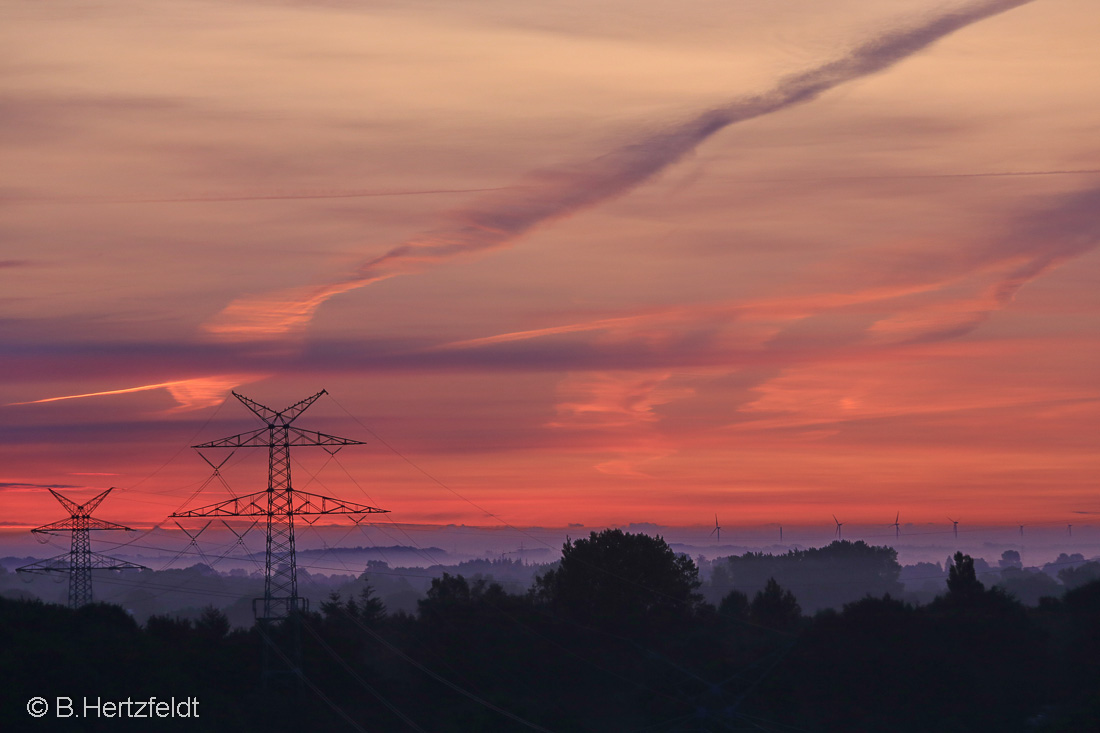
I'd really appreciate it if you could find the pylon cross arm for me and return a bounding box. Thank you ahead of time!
[29,519,79,534]
[170,488,387,518]
[50,487,113,516]
[16,554,72,573]
[16,552,146,574]
[290,490,388,515]
[192,427,364,449]
[170,491,269,518]
[193,427,270,449]
[286,428,365,447]
[30,517,134,533]
[232,389,326,426]
[87,554,147,571]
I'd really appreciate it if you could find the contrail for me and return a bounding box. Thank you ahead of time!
[9,380,198,404]
[205,0,1037,340]
[9,374,261,411]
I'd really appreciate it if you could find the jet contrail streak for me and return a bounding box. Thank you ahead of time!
[205,0,1037,340]
[9,374,261,411]
[9,378,195,402]
[9,381,197,405]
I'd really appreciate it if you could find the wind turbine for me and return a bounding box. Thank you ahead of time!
[710,514,721,544]
[1068,524,1072,538]
[1019,524,1025,538]
[778,524,783,542]
[832,515,844,540]
[890,511,901,539]
[948,517,959,539]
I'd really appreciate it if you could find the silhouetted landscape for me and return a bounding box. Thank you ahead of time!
[5,0,1098,729]
[4,531,1099,731]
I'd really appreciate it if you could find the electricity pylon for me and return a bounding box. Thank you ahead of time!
[17,488,145,608]
[171,389,388,684]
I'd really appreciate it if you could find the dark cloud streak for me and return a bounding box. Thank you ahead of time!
[355,0,1037,280]
[209,0,1037,338]
[0,482,81,491]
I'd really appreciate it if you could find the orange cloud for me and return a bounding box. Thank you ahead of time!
[548,371,695,476]
[731,344,1100,432]
[203,280,387,339]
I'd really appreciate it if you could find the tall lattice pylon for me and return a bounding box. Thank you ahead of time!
[170,389,388,683]
[17,488,145,608]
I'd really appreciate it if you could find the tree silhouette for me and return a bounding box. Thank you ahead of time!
[1058,560,1100,590]
[718,540,902,612]
[999,549,1023,569]
[195,605,231,641]
[718,589,750,622]
[320,582,386,627]
[748,578,801,630]
[535,529,703,633]
[946,551,984,598]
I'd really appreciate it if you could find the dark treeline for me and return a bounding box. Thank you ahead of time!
[3,531,1099,732]
[0,555,545,627]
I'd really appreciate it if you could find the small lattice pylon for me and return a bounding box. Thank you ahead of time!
[17,488,146,608]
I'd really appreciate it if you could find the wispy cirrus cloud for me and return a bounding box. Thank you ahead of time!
[438,281,954,352]
[869,186,1100,343]
[443,180,1100,355]
[204,0,1036,341]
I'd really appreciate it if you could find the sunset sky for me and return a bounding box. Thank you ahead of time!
[2,0,1097,532]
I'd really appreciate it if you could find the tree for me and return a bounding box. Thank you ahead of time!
[721,541,902,612]
[998,549,1022,569]
[717,589,750,622]
[946,551,984,598]
[194,605,231,640]
[321,582,386,627]
[928,553,1045,727]
[145,614,193,644]
[356,583,386,626]
[995,568,1062,606]
[748,578,801,630]
[421,572,473,610]
[535,529,703,632]
[1058,561,1100,590]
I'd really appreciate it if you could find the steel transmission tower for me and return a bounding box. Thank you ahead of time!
[17,488,145,608]
[171,389,388,682]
